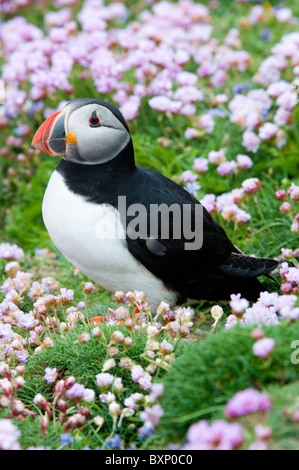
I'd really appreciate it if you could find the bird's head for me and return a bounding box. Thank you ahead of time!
[32,98,131,165]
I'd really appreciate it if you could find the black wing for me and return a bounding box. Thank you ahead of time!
[124,167,278,302]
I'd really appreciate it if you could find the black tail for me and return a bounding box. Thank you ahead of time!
[187,276,265,302]
[219,253,279,279]
[187,254,279,302]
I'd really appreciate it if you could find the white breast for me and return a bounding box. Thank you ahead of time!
[42,171,177,311]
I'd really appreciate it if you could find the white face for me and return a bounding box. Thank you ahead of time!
[65,103,130,165]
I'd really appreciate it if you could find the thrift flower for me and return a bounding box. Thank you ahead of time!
[252,338,275,358]
[0,419,21,450]
[44,367,58,384]
[225,388,272,419]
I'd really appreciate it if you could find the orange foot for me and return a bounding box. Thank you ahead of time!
[90,316,103,325]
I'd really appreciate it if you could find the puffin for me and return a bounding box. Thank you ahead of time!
[32,98,278,312]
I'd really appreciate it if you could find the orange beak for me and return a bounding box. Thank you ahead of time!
[31,110,66,155]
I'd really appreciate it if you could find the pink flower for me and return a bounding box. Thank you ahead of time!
[275,189,287,201]
[217,161,237,176]
[200,194,217,213]
[119,96,141,121]
[236,154,253,170]
[140,404,163,427]
[184,127,201,139]
[180,170,198,183]
[225,388,272,419]
[17,312,35,331]
[208,149,226,165]
[229,294,249,315]
[274,7,293,24]
[182,420,244,450]
[0,419,21,450]
[241,178,262,194]
[66,383,85,401]
[59,288,74,305]
[242,130,261,153]
[0,243,24,260]
[280,202,292,215]
[193,157,209,173]
[95,373,114,388]
[258,122,278,141]
[44,367,58,384]
[198,114,215,133]
[252,338,275,358]
[274,107,291,126]
[131,365,144,383]
[288,183,299,201]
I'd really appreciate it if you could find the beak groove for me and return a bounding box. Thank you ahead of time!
[31,110,66,155]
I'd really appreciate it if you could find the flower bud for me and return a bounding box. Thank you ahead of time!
[11,339,23,350]
[146,350,156,359]
[40,414,49,436]
[14,376,25,389]
[92,326,104,338]
[0,396,11,408]
[109,401,121,418]
[109,331,124,345]
[157,302,170,316]
[166,321,180,338]
[124,337,133,348]
[123,318,134,331]
[119,357,133,369]
[251,328,264,340]
[64,376,76,390]
[147,326,159,338]
[78,405,90,418]
[57,399,68,413]
[1,379,13,399]
[64,413,86,431]
[114,307,130,321]
[146,339,160,351]
[33,394,52,415]
[146,364,157,375]
[111,375,121,389]
[114,291,125,304]
[83,282,95,295]
[134,291,146,304]
[159,339,174,355]
[108,347,119,357]
[75,332,90,344]
[102,358,116,372]
[211,305,224,322]
[11,400,25,416]
[0,363,11,379]
[179,325,190,337]
[94,416,105,428]
[15,365,25,376]
[41,337,54,349]
[124,291,135,304]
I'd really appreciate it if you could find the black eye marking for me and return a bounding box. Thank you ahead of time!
[89,111,101,127]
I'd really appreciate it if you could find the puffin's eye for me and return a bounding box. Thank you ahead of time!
[89,112,101,127]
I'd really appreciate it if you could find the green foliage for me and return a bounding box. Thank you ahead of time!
[22,324,151,398]
[14,323,184,449]
[159,320,299,439]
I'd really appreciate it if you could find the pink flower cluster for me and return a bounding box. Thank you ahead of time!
[1,0,36,16]
[0,243,24,260]
[0,0,251,124]
[181,419,244,450]
[276,183,299,235]
[225,388,272,419]
[225,283,299,328]
[202,182,256,227]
